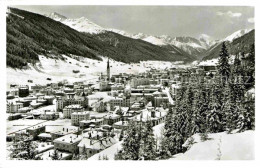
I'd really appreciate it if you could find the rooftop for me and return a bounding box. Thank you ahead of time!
[53,133,82,144]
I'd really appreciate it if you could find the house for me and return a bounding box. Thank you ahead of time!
[77,136,117,158]
[53,133,82,154]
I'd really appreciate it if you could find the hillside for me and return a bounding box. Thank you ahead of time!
[90,31,195,62]
[6,8,194,69]
[202,30,255,61]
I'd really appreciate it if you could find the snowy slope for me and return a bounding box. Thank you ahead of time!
[8,55,173,89]
[224,29,253,42]
[143,36,166,45]
[170,130,254,160]
[45,12,104,34]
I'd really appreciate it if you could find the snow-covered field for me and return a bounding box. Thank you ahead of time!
[170,130,254,160]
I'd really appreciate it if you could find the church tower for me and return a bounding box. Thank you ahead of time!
[107,59,110,81]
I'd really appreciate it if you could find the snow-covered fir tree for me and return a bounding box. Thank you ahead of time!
[218,42,231,86]
[114,121,141,160]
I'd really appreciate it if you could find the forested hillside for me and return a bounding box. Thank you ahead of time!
[202,30,254,60]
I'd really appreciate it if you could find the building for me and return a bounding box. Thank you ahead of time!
[71,112,90,126]
[109,97,130,110]
[130,78,150,88]
[103,113,121,125]
[53,133,82,154]
[7,102,23,113]
[111,84,124,91]
[26,125,46,140]
[92,101,106,113]
[99,81,110,91]
[50,126,80,141]
[63,104,84,119]
[18,86,29,97]
[79,118,104,129]
[77,136,117,158]
[8,113,22,121]
[154,97,169,107]
[40,110,59,120]
[56,96,88,112]
[129,108,167,126]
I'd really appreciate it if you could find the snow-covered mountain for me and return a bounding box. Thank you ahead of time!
[45,12,253,59]
[45,12,105,34]
[45,12,214,57]
[223,29,253,42]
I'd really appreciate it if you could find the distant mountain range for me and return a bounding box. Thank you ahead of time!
[46,12,254,60]
[6,8,254,69]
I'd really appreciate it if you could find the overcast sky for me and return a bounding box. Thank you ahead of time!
[11,6,254,40]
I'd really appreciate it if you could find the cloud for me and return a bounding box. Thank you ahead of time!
[248,17,254,23]
[217,11,242,18]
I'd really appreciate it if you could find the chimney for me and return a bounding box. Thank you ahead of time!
[90,140,92,145]
[67,128,68,132]
[63,128,64,131]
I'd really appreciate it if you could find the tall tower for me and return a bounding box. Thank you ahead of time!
[107,59,110,81]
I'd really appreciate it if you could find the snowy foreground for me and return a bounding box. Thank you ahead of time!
[171,130,254,160]
[88,126,254,160]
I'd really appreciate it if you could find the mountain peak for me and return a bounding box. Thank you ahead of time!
[46,12,67,21]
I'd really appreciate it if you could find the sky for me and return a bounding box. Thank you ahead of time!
[11,6,254,40]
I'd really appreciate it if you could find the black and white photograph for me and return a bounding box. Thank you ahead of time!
[1,0,258,166]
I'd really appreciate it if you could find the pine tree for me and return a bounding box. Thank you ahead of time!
[245,44,255,88]
[218,42,231,86]
[114,121,141,160]
[191,84,207,134]
[51,149,61,160]
[236,100,255,132]
[142,121,156,160]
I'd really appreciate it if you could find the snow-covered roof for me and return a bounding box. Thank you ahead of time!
[78,137,117,150]
[38,133,52,138]
[53,133,82,144]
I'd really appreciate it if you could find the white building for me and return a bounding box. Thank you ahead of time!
[63,104,84,119]
[71,112,90,126]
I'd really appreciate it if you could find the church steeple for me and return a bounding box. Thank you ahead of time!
[107,58,110,81]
